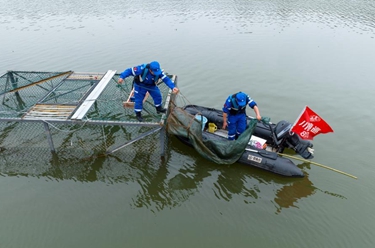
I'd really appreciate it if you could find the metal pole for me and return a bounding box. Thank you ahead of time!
[106,126,162,154]
[43,122,56,153]
[8,71,17,89]
[7,71,22,99]
[160,126,166,158]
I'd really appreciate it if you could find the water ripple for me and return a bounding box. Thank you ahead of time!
[0,0,374,35]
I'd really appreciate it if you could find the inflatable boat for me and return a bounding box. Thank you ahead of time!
[174,105,314,177]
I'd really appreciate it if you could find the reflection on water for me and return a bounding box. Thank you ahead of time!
[0,137,345,214]
[275,163,347,214]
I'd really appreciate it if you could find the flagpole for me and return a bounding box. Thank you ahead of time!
[278,153,357,179]
[291,105,306,130]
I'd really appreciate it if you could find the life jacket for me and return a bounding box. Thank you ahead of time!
[133,64,160,85]
[229,93,246,115]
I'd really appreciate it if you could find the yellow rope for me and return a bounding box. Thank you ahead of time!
[278,153,357,179]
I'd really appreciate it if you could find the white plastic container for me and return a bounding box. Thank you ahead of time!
[195,114,208,131]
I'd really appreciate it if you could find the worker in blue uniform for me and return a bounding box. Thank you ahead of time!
[118,61,179,122]
[222,92,261,140]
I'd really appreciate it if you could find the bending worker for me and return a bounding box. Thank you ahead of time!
[118,61,179,122]
[222,91,261,140]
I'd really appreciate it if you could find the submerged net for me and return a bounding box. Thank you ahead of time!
[166,106,258,164]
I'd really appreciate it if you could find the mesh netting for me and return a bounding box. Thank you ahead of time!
[0,70,172,165]
[166,105,258,164]
[0,121,166,155]
[0,71,72,117]
[0,70,174,122]
[0,121,167,174]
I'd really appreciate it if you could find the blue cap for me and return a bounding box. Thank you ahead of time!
[149,61,162,76]
[236,92,247,107]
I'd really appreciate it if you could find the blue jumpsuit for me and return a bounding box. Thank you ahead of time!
[222,94,257,140]
[119,64,176,113]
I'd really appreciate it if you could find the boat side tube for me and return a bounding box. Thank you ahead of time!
[238,147,304,177]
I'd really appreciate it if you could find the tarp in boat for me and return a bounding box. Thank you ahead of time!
[166,106,258,164]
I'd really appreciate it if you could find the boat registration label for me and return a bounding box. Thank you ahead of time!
[247,155,262,163]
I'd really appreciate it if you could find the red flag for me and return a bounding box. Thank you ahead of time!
[291,106,334,140]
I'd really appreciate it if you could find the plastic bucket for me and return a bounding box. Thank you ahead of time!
[208,123,217,133]
[195,114,208,131]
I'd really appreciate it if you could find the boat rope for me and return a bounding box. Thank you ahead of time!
[168,91,202,113]
[174,91,192,107]
[278,152,357,179]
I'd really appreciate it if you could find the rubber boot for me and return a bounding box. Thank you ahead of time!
[156,106,166,114]
[135,111,143,122]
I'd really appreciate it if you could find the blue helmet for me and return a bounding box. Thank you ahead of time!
[149,61,162,76]
[236,92,247,107]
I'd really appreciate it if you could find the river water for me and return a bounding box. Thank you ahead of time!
[1,0,375,247]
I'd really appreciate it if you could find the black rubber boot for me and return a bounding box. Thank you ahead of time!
[135,112,143,122]
[156,106,166,114]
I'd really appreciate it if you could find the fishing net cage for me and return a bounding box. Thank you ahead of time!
[0,71,171,166]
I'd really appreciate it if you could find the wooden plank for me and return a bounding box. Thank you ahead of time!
[122,88,150,108]
[67,72,104,80]
[71,70,116,120]
[23,104,77,119]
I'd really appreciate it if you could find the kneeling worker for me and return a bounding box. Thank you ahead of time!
[118,61,179,122]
